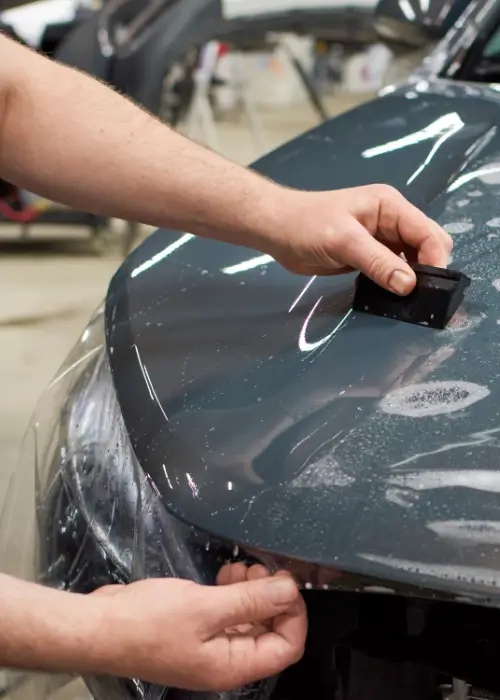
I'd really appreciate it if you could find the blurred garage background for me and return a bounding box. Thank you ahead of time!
[0,0,471,696]
[3,0,500,697]
[0,0,404,511]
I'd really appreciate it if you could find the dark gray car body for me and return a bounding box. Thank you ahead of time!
[104,0,500,604]
[3,5,500,700]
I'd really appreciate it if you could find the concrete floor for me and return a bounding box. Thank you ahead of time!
[0,240,118,494]
[0,91,371,699]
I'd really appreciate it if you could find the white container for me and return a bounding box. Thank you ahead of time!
[237,35,315,108]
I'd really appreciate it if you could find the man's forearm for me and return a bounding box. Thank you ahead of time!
[0,36,287,254]
[0,574,102,675]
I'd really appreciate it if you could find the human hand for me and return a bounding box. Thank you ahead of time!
[268,184,453,295]
[89,565,306,691]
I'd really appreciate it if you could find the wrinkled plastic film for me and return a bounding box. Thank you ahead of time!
[0,307,276,700]
[0,306,109,700]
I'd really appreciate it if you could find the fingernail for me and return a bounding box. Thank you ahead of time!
[266,577,297,605]
[389,270,414,295]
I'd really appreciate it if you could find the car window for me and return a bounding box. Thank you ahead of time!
[455,17,500,84]
[97,0,177,56]
[483,26,500,59]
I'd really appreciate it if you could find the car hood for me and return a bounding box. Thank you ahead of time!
[106,80,500,603]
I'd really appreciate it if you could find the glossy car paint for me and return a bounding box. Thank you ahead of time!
[375,0,470,50]
[375,0,472,46]
[106,70,500,602]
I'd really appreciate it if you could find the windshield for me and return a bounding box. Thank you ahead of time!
[462,22,500,82]
[445,5,500,84]
[96,0,177,57]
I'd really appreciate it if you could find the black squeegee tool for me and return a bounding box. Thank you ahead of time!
[352,264,471,330]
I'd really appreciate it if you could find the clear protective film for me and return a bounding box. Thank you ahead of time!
[0,306,276,700]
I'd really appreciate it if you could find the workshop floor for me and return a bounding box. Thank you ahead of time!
[0,91,372,700]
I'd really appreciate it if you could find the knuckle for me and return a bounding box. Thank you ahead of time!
[337,224,366,256]
[328,227,356,262]
[274,641,306,672]
[284,638,306,666]
[293,641,307,664]
[372,183,398,200]
[237,587,258,619]
[333,226,352,251]
[189,589,209,619]
[443,231,454,251]
[366,255,389,283]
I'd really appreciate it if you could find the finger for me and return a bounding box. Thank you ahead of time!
[247,564,271,581]
[279,258,358,277]
[338,220,417,295]
[216,565,231,586]
[278,259,348,276]
[225,622,269,639]
[216,563,248,586]
[376,187,453,267]
[270,593,307,649]
[209,595,307,688]
[383,242,416,263]
[91,584,123,597]
[374,185,452,252]
[246,568,288,631]
[220,567,276,635]
[200,576,300,636]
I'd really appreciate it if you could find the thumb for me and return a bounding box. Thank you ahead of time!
[200,575,299,636]
[91,584,124,597]
[339,222,416,295]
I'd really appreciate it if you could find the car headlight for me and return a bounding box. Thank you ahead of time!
[0,305,273,700]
